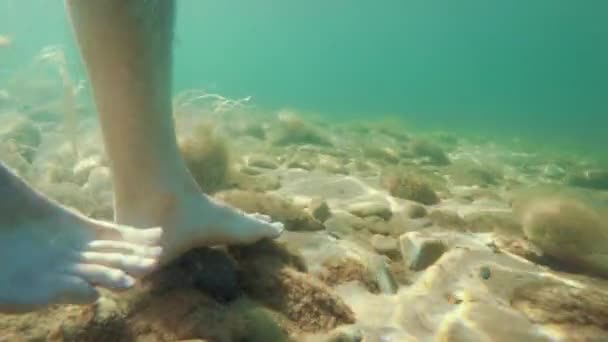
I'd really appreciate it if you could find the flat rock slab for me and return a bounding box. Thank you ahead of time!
[278,171,371,201]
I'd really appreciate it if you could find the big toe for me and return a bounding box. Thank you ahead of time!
[218,212,284,245]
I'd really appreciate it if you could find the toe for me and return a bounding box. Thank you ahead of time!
[119,226,163,245]
[88,240,163,258]
[251,213,272,222]
[93,220,163,246]
[79,251,158,277]
[68,263,136,290]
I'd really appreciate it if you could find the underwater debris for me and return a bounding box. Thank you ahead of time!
[36,46,82,160]
[180,121,231,193]
[173,89,252,118]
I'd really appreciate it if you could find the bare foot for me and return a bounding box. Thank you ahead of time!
[115,181,284,264]
[0,210,162,313]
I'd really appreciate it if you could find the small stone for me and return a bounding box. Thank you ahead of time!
[370,234,400,259]
[479,266,491,280]
[407,204,427,218]
[364,216,393,235]
[323,326,364,342]
[428,209,468,231]
[319,155,348,174]
[239,165,262,175]
[365,255,399,294]
[348,201,392,221]
[247,155,279,169]
[73,155,103,185]
[309,198,332,223]
[399,232,447,271]
[287,159,314,170]
[325,212,368,238]
[543,164,565,179]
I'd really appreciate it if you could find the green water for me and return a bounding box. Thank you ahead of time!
[1,0,607,155]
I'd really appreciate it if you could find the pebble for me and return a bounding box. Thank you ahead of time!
[247,155,279,169]
[399,232,447,271]
[309,198,332,223]
[348,201,392,221]
[370,234,400,259]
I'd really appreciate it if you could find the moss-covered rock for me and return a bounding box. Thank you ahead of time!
[180,122,231,194]
[381,170,440,205]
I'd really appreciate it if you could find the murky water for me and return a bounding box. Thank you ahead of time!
[1,1,607,341]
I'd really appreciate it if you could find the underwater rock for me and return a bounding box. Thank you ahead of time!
[308,198,332,223]
[321,325,364,342]
[428,209,468,232]
[324,212,369,238]
[180,122,231,194]
[567,169,608,190]
[246,154,279,169]
[406,204,427,219]
[511,279,608,337]
[319,257,380,294]
[493,235,544,264]
[237,164,262,176]
[180,248,241,303]
[399,232,447,271]
[0,142,30,176]
[234,245,356,332]
[364,254,399,294]
[362,145,400,164]
[347,201,392,221]
[83,166,111,193]
[217,190,324,231]
[229,298,290,342]
[370,234,400,259]
[287,157,315,171]
[447,159,502,187]
[72,154,103,185]
[271,112,332,147]
[463,211,521,235]
[381,171,440,205]
[542,164,566,179]
[410,139,450,165]
[231,172,281,192]
[362,216,393,235]
[0,117,41,163]
[318,155,348,174]
[521,197,608,277]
